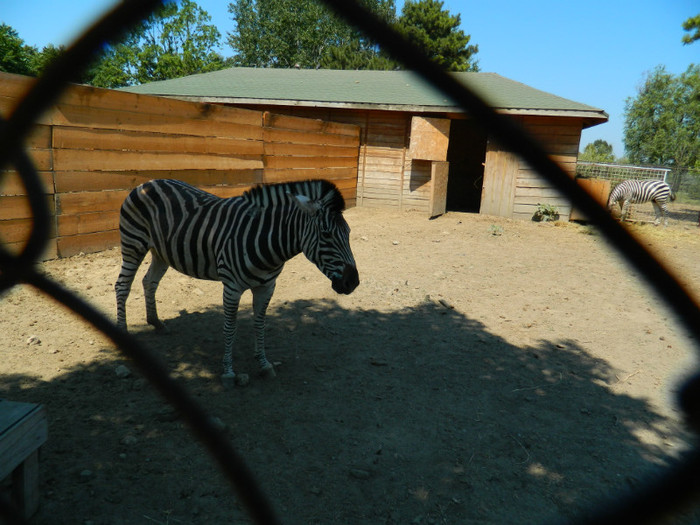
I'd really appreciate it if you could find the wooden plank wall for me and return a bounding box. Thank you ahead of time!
[262,112,359,203]
[0,73,359,259]
[228,104,588,220]
[510,116,583,221]
[242,106,415,211]
[364,113,410,209]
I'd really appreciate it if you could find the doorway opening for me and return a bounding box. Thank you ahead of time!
[446,119,487,212]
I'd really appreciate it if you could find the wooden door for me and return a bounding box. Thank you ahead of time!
[480,141,518,218]
[429,161,449,217]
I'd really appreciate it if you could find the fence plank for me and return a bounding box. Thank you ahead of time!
[56,190,130,216]
[57,230,121,258]
[264,127,359,147]
[0,195,55,220]
[264,142,359,158]
[0,217,56,244]
[53,127,264,156]
[0,172,54,196]
[265,156,358,170]
[51,104,264,140]
[54,149,263,172]
[57,211,120,237]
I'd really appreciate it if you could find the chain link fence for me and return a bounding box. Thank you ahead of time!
[2,1,700,524]
[577,162,700,226]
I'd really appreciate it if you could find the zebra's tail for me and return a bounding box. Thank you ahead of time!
[670,189,677,202]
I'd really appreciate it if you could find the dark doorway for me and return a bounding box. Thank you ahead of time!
[446,119,487,212]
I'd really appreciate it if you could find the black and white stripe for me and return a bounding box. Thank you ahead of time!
[607,179,676,226]
[115,179,359,385]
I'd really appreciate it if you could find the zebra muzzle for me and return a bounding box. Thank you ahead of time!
[331,264,359,295]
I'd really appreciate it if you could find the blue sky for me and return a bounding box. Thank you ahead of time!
[2,0,697,157]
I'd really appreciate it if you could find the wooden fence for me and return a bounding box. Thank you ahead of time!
[0,72,360,259]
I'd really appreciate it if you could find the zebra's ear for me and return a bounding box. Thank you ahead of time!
[289,193,322,215]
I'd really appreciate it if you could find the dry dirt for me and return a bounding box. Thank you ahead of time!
[2,206,700,524]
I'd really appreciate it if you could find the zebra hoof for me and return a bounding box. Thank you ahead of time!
[221,372,249,388]
[259,365,276,379]
[148,319,167,331]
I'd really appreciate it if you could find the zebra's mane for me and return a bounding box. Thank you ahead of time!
[242,179,346,212]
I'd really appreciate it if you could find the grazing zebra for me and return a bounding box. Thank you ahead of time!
[607,179,676,226]
[115,179,359,386]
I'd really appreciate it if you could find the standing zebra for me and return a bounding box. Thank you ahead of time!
[607,179,676,226]
[115,179,359,386]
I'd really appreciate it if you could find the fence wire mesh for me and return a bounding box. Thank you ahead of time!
[576,162,670,184]
[2,1,700,524]
[577,162,700,226]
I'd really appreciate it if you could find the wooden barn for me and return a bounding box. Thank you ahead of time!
[125,68,608,221]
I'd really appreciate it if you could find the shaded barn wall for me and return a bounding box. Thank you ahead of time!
[237,106,450,212]
[0,73,359,259]
[234,105,586,220]
[481,116,583,220]
[512,116,583,221]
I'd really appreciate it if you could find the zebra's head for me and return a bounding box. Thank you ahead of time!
[289,182,359,295]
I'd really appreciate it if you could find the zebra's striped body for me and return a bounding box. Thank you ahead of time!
[607,179,676,226]
[115,179,359,385]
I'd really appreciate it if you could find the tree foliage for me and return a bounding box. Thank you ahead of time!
[579,140,615,163]
[395,0,478,72]
[88,0,226,87]
[682,14,700,44]
[0,24,66,78]
[228,0,397,69]
[0,24,34,75]
[227,0,478,71]
[624,65,700,170]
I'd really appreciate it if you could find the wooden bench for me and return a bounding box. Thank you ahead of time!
[0,400,48,519]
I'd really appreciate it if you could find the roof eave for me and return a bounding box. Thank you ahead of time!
[155,94,608,126]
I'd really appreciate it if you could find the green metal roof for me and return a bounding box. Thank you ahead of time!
[123,68,607,123]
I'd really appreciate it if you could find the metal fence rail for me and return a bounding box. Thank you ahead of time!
[577,162,700,225]
[576,162,670,184]
[1,1,700,523]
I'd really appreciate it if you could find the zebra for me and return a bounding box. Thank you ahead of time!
[607,179,676,226]
[115,178,359,386]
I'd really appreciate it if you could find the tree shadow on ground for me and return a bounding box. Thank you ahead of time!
[2,298,699,524]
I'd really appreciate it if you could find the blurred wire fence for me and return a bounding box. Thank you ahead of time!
[1,1,700,524]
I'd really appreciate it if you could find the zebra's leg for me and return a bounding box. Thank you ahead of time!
[142,252,170,330]
[662,203,669,227]
[251,282,277,378]
[222,283,247,387]
[115,245,148,330]
[651,201,663,226]
[620,200,631,222]
[653,201,668,228]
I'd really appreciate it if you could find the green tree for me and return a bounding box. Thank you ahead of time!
[88,0,226,87]
[395,0,478,71]
[0,24,37,75]
[28,44,66,76]
[579,140,615,163]
[624,64,700,170]
[682,14,700,44]
[319,40,397,70]
[0,25,78,80]
[228,0,396,69]
[228,0,478,71]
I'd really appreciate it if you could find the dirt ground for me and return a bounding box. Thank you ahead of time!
[2,205,700,524]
